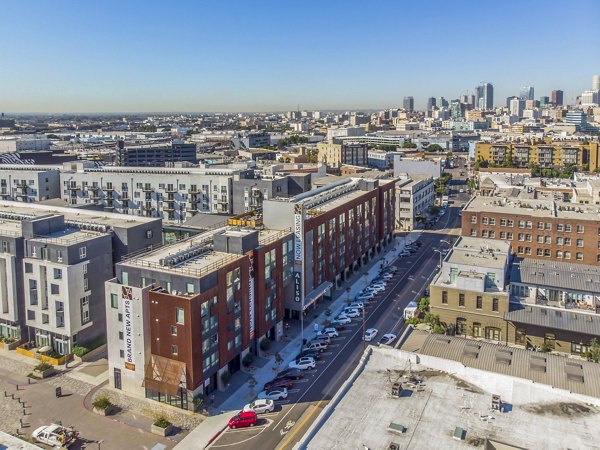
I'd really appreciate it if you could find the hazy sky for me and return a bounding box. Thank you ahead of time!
[1,0,599,113]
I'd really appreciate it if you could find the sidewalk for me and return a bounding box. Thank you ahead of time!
[175,231,420,449]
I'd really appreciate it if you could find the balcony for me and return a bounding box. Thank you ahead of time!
[0,192,10,198]
[67,185,81,190]
[188,196,200,204]
[164,203,176,212]
[15,191,29,198]
[143,204,155,211]
[188,188,202,195]
[164,186,178,193]
[90,194,102,201]
[142,185,155,192]
[16,181,29,188]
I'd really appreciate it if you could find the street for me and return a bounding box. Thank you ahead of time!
[208,159,471,450]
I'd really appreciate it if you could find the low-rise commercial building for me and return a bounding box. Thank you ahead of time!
[367,150,404,169]
[462,195,600,265]
[396,175,435,231]
[393,156,443,179]
[430,237,512,341]
[317,141,368,168]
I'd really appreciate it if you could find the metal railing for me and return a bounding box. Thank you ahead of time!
[259,227,293,246]
[125,251,243,278]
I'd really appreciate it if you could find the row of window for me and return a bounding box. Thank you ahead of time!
[441,291,499,312]
[514,246,586,260]
[473,216,588,233]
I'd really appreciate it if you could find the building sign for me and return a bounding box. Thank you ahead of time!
[122,286,135,371]
[294,272,302,303]
[248,254,255,339]
[294,204,304,263]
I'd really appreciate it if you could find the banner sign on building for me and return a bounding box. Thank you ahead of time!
[121,286,135,371]
[294,205,304,263]
[248,254,255,339]
[294,271,302,303]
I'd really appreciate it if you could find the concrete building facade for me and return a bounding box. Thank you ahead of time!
[395,175,435,231]
[0,165,61,202]
[317,141,368,168]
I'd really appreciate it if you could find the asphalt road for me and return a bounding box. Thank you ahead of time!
[208,163,471,450]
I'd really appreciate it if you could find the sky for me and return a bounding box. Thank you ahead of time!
[1,0,599,113]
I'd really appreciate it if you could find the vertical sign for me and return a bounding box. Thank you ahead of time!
[248,254,255,339]
[122,286,135,371]
[294,204,304,305]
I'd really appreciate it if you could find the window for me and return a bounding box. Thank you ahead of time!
[565,224,572,232]
[470,229,477,237]
[458,293,465,307]
[442,291,448,304]
[470,215,477,224]
[576,225,584,233]
[518,246,524,254]
[500,232,507,239]
[84,277,89,291]
[485,327,501,341]
[482,230,488,237]
[25,263,33,273]
[500,219,507,226]
[518,220,525,228]
[176,308,185,324]
[1,241,9,253]
[83,263,88,274]
[57,250,63,262]
[118,313,123,322]
[456,318,467,335]
[119,331,123,340]
[476,296,482,309]
[171,326,177,336]
[557,250,563,258]
[472,322,482,338]
[53,268,62,279]
[146,230,153,239]
[525,247,531,255]
[492,298,499,312]
[544,236,551,244]
[111,294,118,309]
[571,342,589,355]
[556,237,563,245]
[537,221,544,230]
[186,283,194,294]
[557,223,564,231]
[518,233,525,241]
[577,239,583,248]
[516,329,526,346]
[171,345,178,356]
[79,247,86,259]
[576,252,583,261]
[80,296,90,324]
[120,349,124,358]
[564,251,571,259]
[507,232,513,240]
[489,218,495,225]
[544,249,551,257]
[507,219,514,227]
[482,217,488,225]
[489,230,495,238]
[50,284,59,295]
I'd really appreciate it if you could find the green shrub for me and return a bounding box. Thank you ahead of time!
[153,415,170,428]
[242,353,255,367]
[92,395,112,410]
[406,317,420,326]
[72,346,90,357]
[34,362,52,372]
[260,337,272,351]
[220,370,231,385]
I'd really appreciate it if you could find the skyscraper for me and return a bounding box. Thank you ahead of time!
[450,100,464,120]
[519,86,534,101]
[551,90,563,106]
[475,83,493,110]
[426,97,436,110]
[539,96,550,107]
[403,96,414,112]
[506,96,518,108]
[437,96,448,108]
[510,98,525,118]
[593,75,600,91]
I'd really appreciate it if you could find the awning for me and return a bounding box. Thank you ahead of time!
[144,354,186,396]
[304,281,333,310]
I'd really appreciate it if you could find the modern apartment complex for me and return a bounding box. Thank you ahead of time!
[474,141,600,171]
[430,237,512,341]
[0,165,61,202]
[462,196,600,265]
[115,141,198,167]
[316,141,368,168]
[0,201,161,355]
[395,175,435,231]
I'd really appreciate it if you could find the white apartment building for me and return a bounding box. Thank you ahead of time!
[395,175,435,231]
[59,162,239,222]
[0,165,61,202]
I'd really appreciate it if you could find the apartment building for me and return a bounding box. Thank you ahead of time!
[367,150,404,170]
[0,165,61,202]
[396,175,435,231]
[475,141,600,171]
[508,258,600,354]
[0,201,161,355]
[115,141,197,167]
[316,141,368,168]
[430,237,512,341]
[105,221,294,408]
[462,196,600,265]
[393,156,443,179]
[263,177,396,318]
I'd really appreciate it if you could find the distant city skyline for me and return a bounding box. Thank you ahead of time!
[1,0,599,113]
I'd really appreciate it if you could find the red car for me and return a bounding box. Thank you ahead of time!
[263,378,293,391]
[228,411,257,429]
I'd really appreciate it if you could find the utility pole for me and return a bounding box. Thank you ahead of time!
[362,307,366,350]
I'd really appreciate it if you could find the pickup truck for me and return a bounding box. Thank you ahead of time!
[32,423,78,448]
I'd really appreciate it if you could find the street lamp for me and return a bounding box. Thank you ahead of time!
[433,249,443,269]
[440,239,451,247]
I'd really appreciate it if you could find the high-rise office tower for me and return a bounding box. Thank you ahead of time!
[593,75,600,91]
[475,83,493,110]
[403,96,414,112]
[437,96,448,108]
[506,96,518,108]
[519,86,534,101]
[539,96,550,107]
[426,97,436,110]
[510,98,525,118]
[450,100,464,119]
[551,90,563,106]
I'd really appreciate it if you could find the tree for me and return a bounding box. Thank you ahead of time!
[429,205,440,216]
[139,124,157,132]
[427,144,443,152]
[418,296,430,313]
[587,339,600,363]
[467,178,477,192]
[529,163,541,177]
[402,139,417,149]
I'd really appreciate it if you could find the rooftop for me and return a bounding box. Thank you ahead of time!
[444,236,511,270]
[0,200,158,229]
[29,227,106,246]
[305,345,599,450]
[511,258,600,293]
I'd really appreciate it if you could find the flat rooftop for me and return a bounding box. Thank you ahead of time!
[464,195,600,221]
[0,219,23,238]
[0,200,158,229]
[511,258,600,293]
[28,227,106,246]
[305,345,599,450]
[444,236,510,270]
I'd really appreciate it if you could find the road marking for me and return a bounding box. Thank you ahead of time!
[288,389,300,394]
[275,399,291,405]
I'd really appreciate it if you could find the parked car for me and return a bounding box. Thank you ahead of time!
[348,302,364,310]
[317,327,339,338]
[243,399,275,414]
[363,328,379,342]
[365,285,384,294]
[400,251,411,257]
[313,335,331,345]
[277,367,307,380]
[263,378,293,391]
[303,341,328,352]
[342,308,361,318]
[379,333,397,346]
[381,273,394,280]
[356,293,375,302]
[295,349,321,361]
[32,424,78,448]
[289,356,316,370]
[331,316,351,326]
[358,290,375,299]
[257,388,288,401]
[228,411,257,429]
